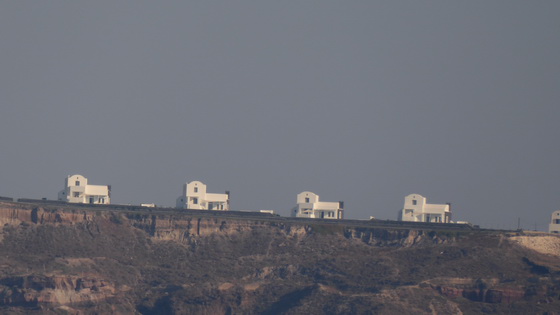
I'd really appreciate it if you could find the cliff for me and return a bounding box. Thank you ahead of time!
[0,201,558,314]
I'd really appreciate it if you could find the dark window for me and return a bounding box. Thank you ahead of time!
[555,219,560,224]
[73,192,80,198]
[192,198,198,205]
[194,187,198,193]
[75,181,80,186]
[412,200,417,205]
[305,198,310,203]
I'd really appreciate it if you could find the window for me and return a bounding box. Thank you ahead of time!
[192,197,198,205]
[73,192,80,198]
[305,198,310,203]
[555,219,560,224]
[75,181,80,186]
[412,200,417,205]
[194,187,198,193]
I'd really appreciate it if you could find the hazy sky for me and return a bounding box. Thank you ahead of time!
[1,2,559,230]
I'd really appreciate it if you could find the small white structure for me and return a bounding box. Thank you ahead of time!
[549,211,560,233]
[259,210,276,215]
[291,191,344,219]
[398,194,451,223]
[176,181,229,210]
[58,174,110,204]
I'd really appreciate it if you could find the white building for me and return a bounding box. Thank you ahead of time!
[176,181,229,210]
[398,194,451,223]
[58,174,110,204]
[291,191,344,219]
[549,211,560,233]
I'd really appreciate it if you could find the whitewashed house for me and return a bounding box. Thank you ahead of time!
[176,181,229,210]
[291,191,344,219]
[549,211,560,233]
[398,194,451,223]
[58,174,110,204]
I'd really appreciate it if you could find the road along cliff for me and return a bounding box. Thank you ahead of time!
[0,200,558,314]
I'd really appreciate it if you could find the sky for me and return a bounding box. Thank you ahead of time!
[1,1,559,230]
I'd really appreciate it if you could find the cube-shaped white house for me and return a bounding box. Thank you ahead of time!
[398,194,451,223]
[58,174,110,204]
[549,211,560,233]
[176,181,229,210]
[291,191,344,219]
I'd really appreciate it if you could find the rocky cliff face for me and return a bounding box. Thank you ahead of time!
[0,201,558,314]
[0,201,451,247]
[0,274,116,305]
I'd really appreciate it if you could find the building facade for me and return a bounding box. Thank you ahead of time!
[176,181,229,210]
[291,191,344,219]
[549,211,560,233]
[58,174,110,204]
[398,194,451,223]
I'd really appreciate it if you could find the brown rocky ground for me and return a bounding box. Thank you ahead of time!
[0,201,558,314]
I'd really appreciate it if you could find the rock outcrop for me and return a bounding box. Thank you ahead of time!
[0,274,116,306]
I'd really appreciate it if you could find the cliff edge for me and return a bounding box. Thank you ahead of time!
[0,201,558,314]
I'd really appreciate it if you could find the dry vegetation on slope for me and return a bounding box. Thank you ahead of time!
[0,201,558,314]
